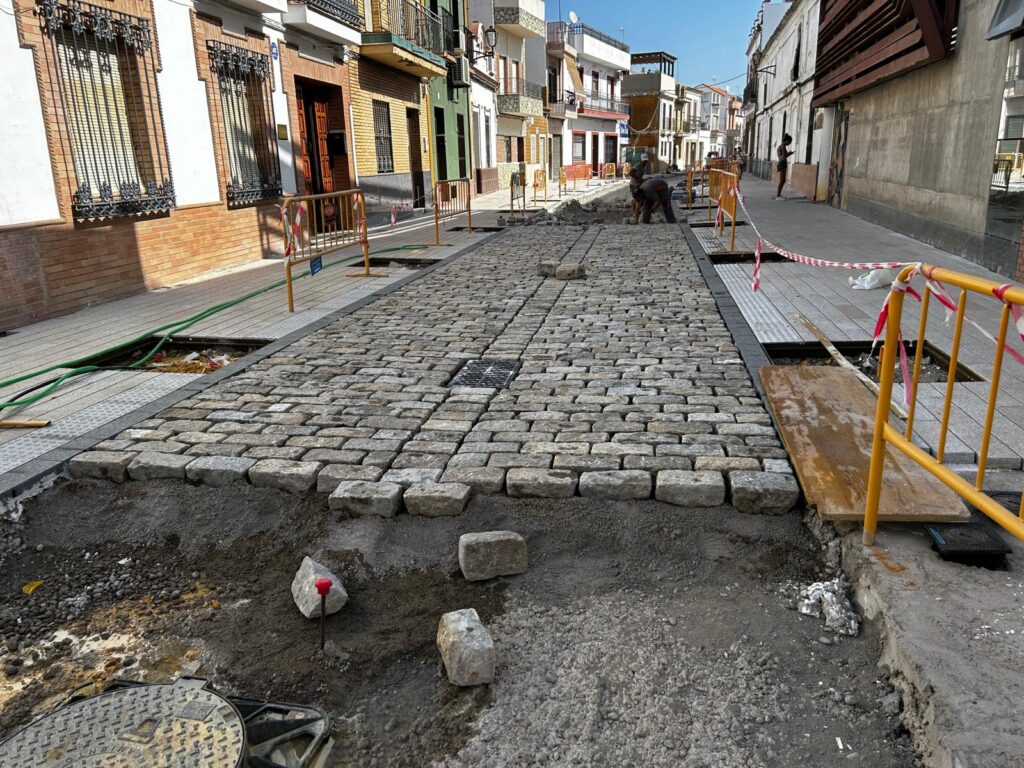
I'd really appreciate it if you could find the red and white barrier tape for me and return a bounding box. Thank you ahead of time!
[279,202,304,262]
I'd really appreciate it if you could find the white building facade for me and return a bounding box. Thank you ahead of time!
[744,0,823,197]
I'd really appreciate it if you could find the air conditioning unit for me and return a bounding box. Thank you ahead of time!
[453,28,467,55]
[451,55,471,87]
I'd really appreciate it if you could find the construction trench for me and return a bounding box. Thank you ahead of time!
[0,182,1016,766]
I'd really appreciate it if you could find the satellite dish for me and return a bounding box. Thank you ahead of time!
[568,10,579,23]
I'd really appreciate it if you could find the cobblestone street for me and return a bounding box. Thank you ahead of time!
[74,224,798,513]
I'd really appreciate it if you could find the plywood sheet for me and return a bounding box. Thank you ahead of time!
[760,365,968,522]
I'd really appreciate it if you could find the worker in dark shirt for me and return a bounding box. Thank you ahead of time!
[632,177,677,224]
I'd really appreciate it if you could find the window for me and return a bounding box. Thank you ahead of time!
[503,135,512,163]
[37,0,173,220]
[372,100,394,173]
[456,114,467,178]
[208,41,282,206]
[484,113,492,166]
[572,132,585,162]
[516,136,525,161]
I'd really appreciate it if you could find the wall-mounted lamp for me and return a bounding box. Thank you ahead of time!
[469,25,497,62]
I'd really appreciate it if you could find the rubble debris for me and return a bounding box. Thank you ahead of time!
[459,531,528,582]
[436,608,495,687]
[554,263,586,280]
[797,576,861,636]
[292,556,347,619]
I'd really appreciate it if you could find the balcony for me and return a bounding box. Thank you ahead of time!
[361,0,447,78]
[742,77,758,106]
[546,20,575,57]
[579,89,629,118]
[548,89,578,119]
[497,78,544,117]
[494,0,545,39]
[283,0,362,46]
[232,0,287,14]
[566,22,630,70]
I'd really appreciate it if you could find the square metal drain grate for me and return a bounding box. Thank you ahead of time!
[450,359,521,388]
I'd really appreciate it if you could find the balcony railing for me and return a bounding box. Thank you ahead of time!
[580,89,629,115]
[566,22,629,53]
[499,78,544,99]
[547,20,567,44]
[381,0,442,54]
[299,0,363,26]
[548,89,578,117]
[743,77,758,105]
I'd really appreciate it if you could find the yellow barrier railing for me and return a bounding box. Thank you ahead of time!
[706,168,723,221]
[433,178,472,245]
[686,167,707,210]
[864,264,1024,544]
[533,169,548,204]
[281,188,372,312]
[710,169,739,252]
[558,166,569,197]
[571,162,591,188]
[509,172,527,219]
[603,162,616,180]
[623,162,632,177]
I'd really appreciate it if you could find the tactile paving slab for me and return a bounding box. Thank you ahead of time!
[0,677,245,767]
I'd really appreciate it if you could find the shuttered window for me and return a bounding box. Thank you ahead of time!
[373,100,394,173]
[1006,115,1024,139]
[37,0,173,220]
[208,41,282,206]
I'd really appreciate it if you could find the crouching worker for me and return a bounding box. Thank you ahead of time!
[632,177,677,224]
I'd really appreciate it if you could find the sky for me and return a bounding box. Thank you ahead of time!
[547,0,765,90]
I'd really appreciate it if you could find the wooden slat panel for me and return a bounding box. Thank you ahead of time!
[761,365,969,522]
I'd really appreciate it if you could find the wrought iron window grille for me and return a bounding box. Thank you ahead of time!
[35,0,174,221]
[372,100,394,174]
[207,40,283,207]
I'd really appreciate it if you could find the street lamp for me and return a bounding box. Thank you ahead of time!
[469,25,497,62]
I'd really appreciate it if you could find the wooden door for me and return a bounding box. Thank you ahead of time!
[296,83,312,193]
[313,99,334,193]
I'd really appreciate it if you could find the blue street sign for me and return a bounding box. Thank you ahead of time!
[309,256,322,276]
[271,41,279,60]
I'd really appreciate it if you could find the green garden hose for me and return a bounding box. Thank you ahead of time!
[0,245,429,411]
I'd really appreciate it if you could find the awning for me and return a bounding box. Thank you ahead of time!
[987,0,1024,39]
[566,54,585,94]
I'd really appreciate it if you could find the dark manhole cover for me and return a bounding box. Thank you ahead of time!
[925,522,1011,568]
[450,359,520,388]
[0,677,245,767]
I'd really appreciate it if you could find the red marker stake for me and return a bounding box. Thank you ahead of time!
[315,578,332,650]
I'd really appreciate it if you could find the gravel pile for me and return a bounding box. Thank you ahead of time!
[440,591,826,768]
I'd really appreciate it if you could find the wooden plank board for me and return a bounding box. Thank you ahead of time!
[760,365,969,522]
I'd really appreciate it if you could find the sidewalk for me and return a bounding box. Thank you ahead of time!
[0,178,625,488]
[699,177,1024,472]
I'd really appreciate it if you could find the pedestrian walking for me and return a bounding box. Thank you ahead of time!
[632,177,677,224]
[776,134,794,199]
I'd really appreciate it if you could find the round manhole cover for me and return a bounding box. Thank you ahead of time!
[0,678,245,767]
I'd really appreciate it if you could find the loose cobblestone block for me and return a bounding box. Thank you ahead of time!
[506,468,577,498]
[291,557,347,619]
[554,262,585,280]
[382,468,444,487]
[185,456,255,486]
[330,481,403,517]
[693,456,762,472]
[578,470,652,500]
[70,451,133,483]
[459,531,528,581]
[762,458,794,474]
[655,470,727,508]
[437,608,495,686]
[729,471,800,515]
[441,467,506,494]
[405,483,471,517]
[249,459,321,493]
[538,260,557,276]
[127,452,194,481]
[317,464,385,494]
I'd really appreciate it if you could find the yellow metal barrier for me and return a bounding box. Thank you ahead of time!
[433,178,472,245]
[623,162,632,177]
[558,166,569,197]
[706,168,724,221]
[603,162,616,180]
[864,264,1024,544]
[533,169,548,204]
[711,169,739,252]
[281,188,373,313]
[509,172,527,219]
[686,167,708,210]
